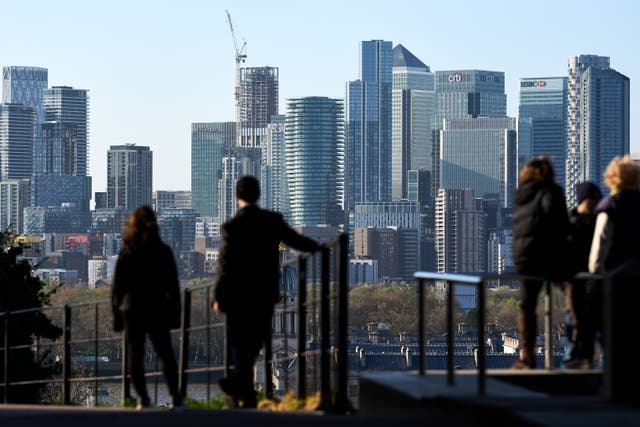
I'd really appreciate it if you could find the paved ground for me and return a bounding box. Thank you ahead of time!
[0,404,528,427]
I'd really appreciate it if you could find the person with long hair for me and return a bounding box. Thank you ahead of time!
[512,157,573,369]
[111,205,183,409]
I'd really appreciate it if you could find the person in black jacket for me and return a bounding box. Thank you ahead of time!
[512,157,573,369]
[213,176,319,408]
[112,205,183,409]
[564,181,601,368]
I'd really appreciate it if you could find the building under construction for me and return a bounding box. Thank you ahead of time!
[239,66,279,148]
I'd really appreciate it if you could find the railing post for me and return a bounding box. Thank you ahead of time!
[3,312,9,403]
[179,288,191,397]
[418,279,425,375]
[264,319,273,399]
[297,256,308,400]
[477,279,486,396]
[336,233,349,412]
[544,280,552,369]
[94,304,99,407]
[121,329,130,403]
[320,246,331,408]
[447,281,455,385]
[63,304,71,405]
[205,288,211,401]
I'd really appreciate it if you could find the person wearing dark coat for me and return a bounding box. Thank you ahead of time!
[213,176,319,408]
[512,157,573,369]
[564,181,601,368]
[112,205,183,409]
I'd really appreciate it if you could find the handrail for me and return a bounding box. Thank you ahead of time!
[414,270,604,396]
[1,233,349,411]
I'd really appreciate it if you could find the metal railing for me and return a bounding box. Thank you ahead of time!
[0,233,349,411]
[414,271,602,396]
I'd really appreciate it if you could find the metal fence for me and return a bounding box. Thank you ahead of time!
[0,233,349,411]
[414,271,602,396]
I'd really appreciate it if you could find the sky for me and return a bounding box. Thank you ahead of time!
[1,0,638,194]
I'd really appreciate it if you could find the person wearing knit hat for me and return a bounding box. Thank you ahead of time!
[564,181,601,369]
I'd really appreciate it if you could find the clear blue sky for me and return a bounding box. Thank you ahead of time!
[1,0,638,193]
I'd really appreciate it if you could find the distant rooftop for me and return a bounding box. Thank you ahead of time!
[393,44,429,71]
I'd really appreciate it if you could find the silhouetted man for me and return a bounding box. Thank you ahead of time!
[213,176,319,408]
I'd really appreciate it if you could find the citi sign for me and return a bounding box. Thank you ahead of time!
[521,80,547,88]
[448,72,463,82]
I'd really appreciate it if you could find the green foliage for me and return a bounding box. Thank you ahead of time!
[0,230,62,403]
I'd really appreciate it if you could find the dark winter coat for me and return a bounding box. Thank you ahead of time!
[214,205,319,348]
[569,207,598,273]
[591,190,640,271]
[111,238,181,332]
[214,205,318,316]
[512,180,574,280]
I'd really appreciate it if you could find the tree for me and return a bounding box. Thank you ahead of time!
[0,230,62,403]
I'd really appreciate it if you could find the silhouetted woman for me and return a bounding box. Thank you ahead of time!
[512,157,573,369]
[111,205,183,409]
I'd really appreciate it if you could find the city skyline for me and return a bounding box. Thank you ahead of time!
[1,0,638,194]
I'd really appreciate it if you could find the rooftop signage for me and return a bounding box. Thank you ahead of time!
[520,80,548,88]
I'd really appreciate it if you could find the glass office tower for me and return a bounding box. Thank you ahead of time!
[580,66,630,194]
[0,103,35,180]
[2,66,48,168]
[565,55,629,206]
[518,77,568,188]
[191,122,234,217]
[285,97,344,227]
[346,40,393,210]
[439,117,517,208]
[391,44,434,200]
[261,114,289,217]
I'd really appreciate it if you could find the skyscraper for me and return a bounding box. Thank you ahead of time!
[439,117,517,207]
[191,122,234,217]
[239,67,279,148]
[107,144,152,211]
[218,147,261,224]
[286,97,344,227]
[31,86,91,210]
[434,188,474,273]
[39,86,89,175]
[435,70,507,126]
[518,77,568,187]
[2,66,48,166]
[434,70,507,193]
[566,56,610,199]
[391,44,435,200]
[579,65,630,195]
[346,40,393,210]
[0,178,30,234]
[0,103,35,180]
[261,114,289,217]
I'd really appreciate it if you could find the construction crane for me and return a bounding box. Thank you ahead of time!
[225,10,246,147]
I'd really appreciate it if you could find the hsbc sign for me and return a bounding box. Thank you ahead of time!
[520,80,547,88]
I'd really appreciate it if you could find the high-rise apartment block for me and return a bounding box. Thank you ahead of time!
[346,40,393,209]
[191,122,234,218]
[239,67,279,148]
[0,103,35,180]
[435,188,475,273]
[0,178,30,234]
[518,77,568,186]
[218,147,261,224]
[286,97,344,227]
[566,55,629,204]
[391,44,435,201]
[261,115,289,217]
[439,117,517,208]
[107,144,152,211]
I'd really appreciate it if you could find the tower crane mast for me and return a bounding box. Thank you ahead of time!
[225,10,246,147]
